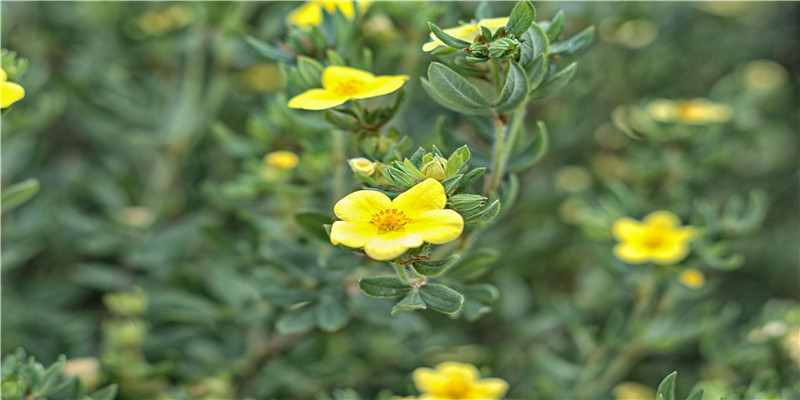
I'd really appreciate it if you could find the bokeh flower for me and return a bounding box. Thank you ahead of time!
[612,211,696,265]
[265,151,300,170]
[679,268,705,289]
[288,66,408,110]
[422,18,508,52]
[1,68,25,108]
[412,361,508,400]
[646,98,733,124]
[62,357,101,390]
[286,1,369,28]
[612,382,655,400]
[348,157,376,175]
[330,179,463,261]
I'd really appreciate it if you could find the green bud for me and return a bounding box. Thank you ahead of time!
[385,162,418,189]
[103,319,148,348]
[488,38,519,59]
[449,194,486,213]
[420,156,448,180]
[103,287,148,317]
[0,374,26,399]
[468,43,489,58]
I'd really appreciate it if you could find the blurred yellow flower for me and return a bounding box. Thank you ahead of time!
[330,179,463,261]
[412,361,508,400]
[62,357,101,390]
[743,60,788,92]
[612,211,696,265]
[422,18,509,52]
[240,62,286,93]
[348,157,376,175]
[1,68,25,108]
[679,268,705,289]
[646,99,733,124]
[286,1,370,28]
[265,151,300,170]
[138,4,193,36]
[288,66,408,110]
[613,382,656,400]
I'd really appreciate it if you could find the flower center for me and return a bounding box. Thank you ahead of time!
[676,102,707,121]
[640,234,665,250]
[370,209,411,233]
[444,379,470,398]
[333,78,365,97]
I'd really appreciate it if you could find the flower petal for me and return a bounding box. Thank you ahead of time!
[351,75,408,100]
[613,243,651,264]
[413,367,445,394]
[329,221,376,248]
[643,210,682,229]
[1,81,25,108]
[476,17,510,30]
[288,89,348,110]
[1,68,6,82]
[469,378,509,399]
[286,2,322,27]
[650,241,691,265]
[611,218,645,241]
[391,179,447,218]
[333,190,391,223]
[437,361,480,381]
[405,210,463,244]
[322,66,375,91]
[363,231,423,260]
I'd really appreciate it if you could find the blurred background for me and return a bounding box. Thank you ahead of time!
[2,2,798,399]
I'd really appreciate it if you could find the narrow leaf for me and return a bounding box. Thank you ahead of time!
[495,61,529,114]
[529,62,577,98]
[656,372,677,400]
[428,22,471,49]
[464,199,501,224]
[549,26,595,56]
[2,178,40,213]
[546,10,565,42]
[358,276,411,297]
[245,36,294,62]
[412,254,460,277]
[507,120,548,172]
[419,284,464,313]
[421,78,490,116]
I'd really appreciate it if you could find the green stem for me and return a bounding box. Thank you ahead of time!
[485,116,507,195]
[331,129,347,203]
[498,103,527,175]
[392,263,413,284]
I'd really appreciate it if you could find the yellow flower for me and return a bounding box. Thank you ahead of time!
[1,68,25,108]
[286,1,369,28]
[412,361,508,400]
[288,65,408,110]
[265,151,299,170]
[62,357,101,390]
[679,268,705,289]
[612,382,655,400]
[422,18,509,52]
[646,98,733,124]
[612,211,696,265]
[348,157,376,175]
[330,179,463,261]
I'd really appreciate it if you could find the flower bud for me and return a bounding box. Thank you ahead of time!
[264,151,299,170]
[468,43,489,58]
[104,287,148,317]
[348,157,376,176]
[421,156,448,181]
[448,194,486,213]
[103,320,148,348]
[488,38,519,59]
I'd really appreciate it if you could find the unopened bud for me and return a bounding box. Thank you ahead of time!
[421,156,448,181]
[348,157,376,176]
[449,194,486,213]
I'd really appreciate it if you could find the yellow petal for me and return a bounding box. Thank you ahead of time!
[413,367,448,394]
[476,17,509,30]
[333,190,392,223]
[363,231,423,260]
[423,23,479,51]
[351,75,408,100]
[643,210,682,229]
[405,210,463,244]
[422,40,442,52]
[611,218,645,241]
[391,179,447,218]
[437,361,480,382]
[649,241,691,265]
[286,2,322,27]
[613,243,651,264]
[330,221,377,248]
[287,89,348,110]
[322,66,374,91]
[1,68,6,82]
[469,378,509,399]
[1,81,25,108]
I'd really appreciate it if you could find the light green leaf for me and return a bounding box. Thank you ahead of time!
[445,145,471,177]
[685,389,704,400]
[549,26,595,56]
[245,36,294,62]
[505,1,536,37]
[421,78,490,116]
[546,10,565,42]
[2,178,40,213]
[520,24,549,68]
[526,54,547,90]
[529,62,577,98]
[507,120,548,172]
[657,372,678,400]
[464,199,501,225]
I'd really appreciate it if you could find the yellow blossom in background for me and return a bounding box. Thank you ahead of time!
[679,268,706,289]
[330,179,463,260]
[137,4,193,36]
[612,211,696,265]
[646,98,733,124]
[288,66,408,110]
[784,327,800,368]
[743,60,788,92]
[1,68,25,108]
[286,1,370,28]
[62,357,101,390]
[265,151,299,170]
[412,361,508,400]
[240,62,286,93]
[348,157,376,175]
[422,18,509,52]
[120,206,155,228]
[613,382,656,400]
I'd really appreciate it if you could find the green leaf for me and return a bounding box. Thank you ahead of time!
[520,24,549,68]
[476,2,493,20]
[316,296,350,332]
[294,210,334,242]
[656,372,678,400]
[529,62,577,98]
[428,22,471,49]
[526,54,547,90]
[505,1,536,37]
[421,78,490,116]
[297,56,324,87]
[464,199,501,224]
[411,254,460,277]
[89,384,118,400]
[546,10,565,42]
[391,290,427,314]
[245,36,294,62]
[419,284,464,313]
[324,109,360,131]
[445,145,471,177]
[455,167,486,194]
[685,389,704,400]
[495,61,529,114]
[549,26,595,56]
[507,120,548,172]
[276,306,317,334]
[427,62,491,109]
[358,276,411,297]
[2,178,40,213]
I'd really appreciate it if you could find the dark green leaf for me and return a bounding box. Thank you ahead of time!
[455,167,486,194]
[295,210,334,242]
[520,24,549,68]
[428,22,471,49]
[421,78,489,116]
[656,372,677,400]
[391,290,427,314]
[546,10,565,42]
[464,199,501,224]
[427,62,491,108]
[89,384,118,400]
[526,54,547,90]
[419,284,464,313]
[505,1,536,37]
[507,120,548,172]
[324,109,360,130]
[685,389,704,400]
[476,2,493,20]
[2,178,40,213]
[495,61,529,114]
[276,306,317,334]
[412,254,460,277]
[529,62,577,98]
[358,276,411,297]
[316,296,350,332]
[549,26,595,56]
[245,36,294,62]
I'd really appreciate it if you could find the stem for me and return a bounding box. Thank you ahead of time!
[393,263,413,284]
[331,129,346,203]
[498,103,527,175]
[484,116,507,195]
